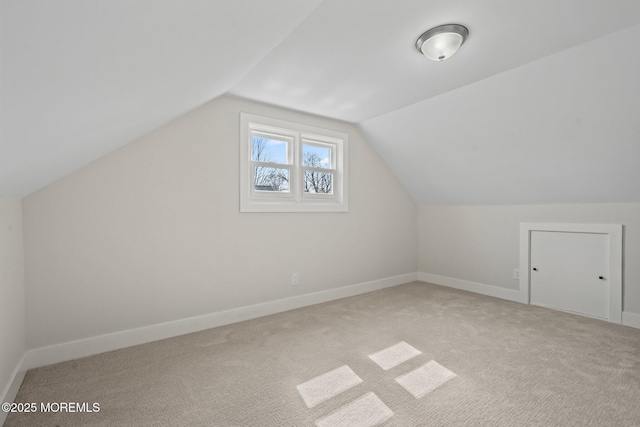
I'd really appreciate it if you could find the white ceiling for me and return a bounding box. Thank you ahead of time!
[230,0,640,122]
[2,0,640,202]
[360,24,640,205]
[0,0,324,196]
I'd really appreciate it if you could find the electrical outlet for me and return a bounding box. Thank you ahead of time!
[292,273,299,286]
[513,268,520,280]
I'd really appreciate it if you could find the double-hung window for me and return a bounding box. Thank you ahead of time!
[240,113,348,212]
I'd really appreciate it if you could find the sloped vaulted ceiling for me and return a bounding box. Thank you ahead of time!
[2,0,640,203]
[359,24,640,205]
[0,0,325,196]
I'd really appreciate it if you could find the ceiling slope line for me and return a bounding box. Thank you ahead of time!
[224,0,327,98]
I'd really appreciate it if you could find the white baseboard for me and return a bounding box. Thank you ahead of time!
[24,272,418,370]
[0,355,26,426]
[9,270,639,403]
[623,311,640,329]
[419,272,640,330]
[419,272,523,303]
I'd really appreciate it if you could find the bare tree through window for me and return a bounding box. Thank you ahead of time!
[303,151,332,194]
[252,137,289,192]
[241,113,347,212]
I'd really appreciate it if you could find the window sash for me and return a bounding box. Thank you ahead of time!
[250,162,293,198]
[303,172,335,196]
[301,139,335,169]
[250,130,294,166]
[301,139,337,198]
[302,166,336,174]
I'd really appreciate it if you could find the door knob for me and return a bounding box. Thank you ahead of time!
[599,276,604,280]
[532,267,538,271]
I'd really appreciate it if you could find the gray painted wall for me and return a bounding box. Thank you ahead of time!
[22,96,418,350]
[0,199,25,407]
[419,203,640,315]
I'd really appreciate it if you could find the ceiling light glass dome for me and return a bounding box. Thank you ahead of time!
[416,24,469,61]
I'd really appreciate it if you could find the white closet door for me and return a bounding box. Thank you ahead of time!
[530,231,609,319]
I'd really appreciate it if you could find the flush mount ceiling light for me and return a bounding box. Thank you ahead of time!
[415,24,469,61]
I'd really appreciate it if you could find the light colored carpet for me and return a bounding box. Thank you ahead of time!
[395,360,456,399]
[5,281,640,426]
[297,365,362,408]
[314,392,393,427]
[369,341,422,371]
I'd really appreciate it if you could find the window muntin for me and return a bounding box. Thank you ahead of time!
[240,113,347,212]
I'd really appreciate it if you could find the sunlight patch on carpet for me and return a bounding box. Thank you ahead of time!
[368,341,422,370]
[395,360,456,398]
[297,365,363,408]
[315,392,393,427]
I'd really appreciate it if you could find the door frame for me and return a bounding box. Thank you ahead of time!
[519,223,623,324]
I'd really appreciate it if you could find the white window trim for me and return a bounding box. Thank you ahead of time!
[240,113,348,213]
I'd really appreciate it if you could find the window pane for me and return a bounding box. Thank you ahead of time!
[303,144,331,169]
[254,166,289,192]
[252,136,288,164]
[304,171,333,194]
